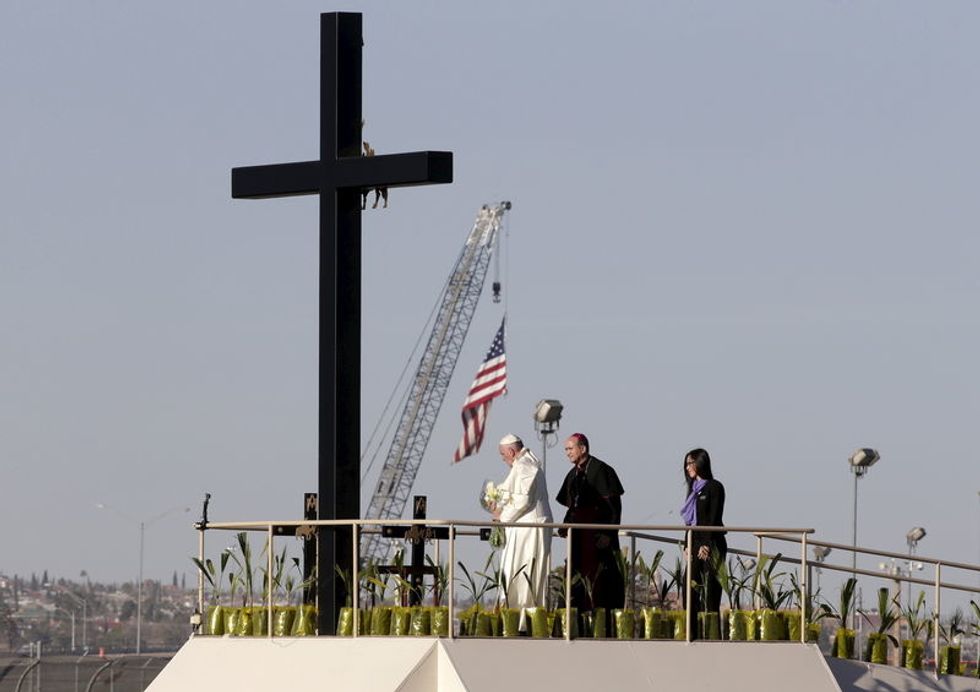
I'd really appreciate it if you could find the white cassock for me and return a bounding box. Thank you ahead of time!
[498,448,553,615]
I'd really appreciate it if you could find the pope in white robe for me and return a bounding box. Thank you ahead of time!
[494,434,553,619]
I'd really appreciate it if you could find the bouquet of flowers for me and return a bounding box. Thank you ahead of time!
[480,480,508,548]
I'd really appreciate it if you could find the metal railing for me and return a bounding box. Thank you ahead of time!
[194,518,817,643]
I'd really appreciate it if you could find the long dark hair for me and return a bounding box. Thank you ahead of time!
[684,448,714,496]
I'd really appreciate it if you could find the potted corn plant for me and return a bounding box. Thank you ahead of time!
[787,572,824,643]
[820,577,857,658]
[970,601,980,678]
[715,555,754,641]
[425,556,450,637]
[191,548,231,635]
[455,555,497,636]
[899,591,930,670]
[612,550,641,639]
[937,609,964,675]
[639,550,671,639]
[753,554,792,641]
[548,566,582,638]
[859,588,901,664]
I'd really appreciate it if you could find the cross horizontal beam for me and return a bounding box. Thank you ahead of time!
[232,151,452,199]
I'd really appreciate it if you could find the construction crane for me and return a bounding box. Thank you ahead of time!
[361,201,510,564]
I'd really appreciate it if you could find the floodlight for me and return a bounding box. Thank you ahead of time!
[848,448,880,469]
[533,399,563,424]
[906,526,926,544]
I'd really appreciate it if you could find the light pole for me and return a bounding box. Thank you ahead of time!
[905,526,926,608]
[533,399,563,473]
[62,591,87,651]
[848,448,880,575]
[97,503,189,654]
[812,546,831,594]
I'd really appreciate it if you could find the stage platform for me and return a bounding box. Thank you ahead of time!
[144,636,980,691]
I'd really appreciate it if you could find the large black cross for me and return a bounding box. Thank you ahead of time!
[231,12,452,635]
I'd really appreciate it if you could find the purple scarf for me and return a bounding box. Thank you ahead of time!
[681,479,707,526]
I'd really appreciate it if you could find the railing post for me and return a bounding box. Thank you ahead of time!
[685,529,693,643]
[755,535,763,610]
[934,562,941,679]
[800,532,808,644]
[565,526,573,641]
[267,525,274,639]
[197,528,205,627]
[352,523,360,638]
[448,525,456,639]
[628,533,637,610]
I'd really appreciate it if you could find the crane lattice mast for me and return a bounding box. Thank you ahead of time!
[361,202,510,564]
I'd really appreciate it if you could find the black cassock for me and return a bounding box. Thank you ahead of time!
[556,456,625,611]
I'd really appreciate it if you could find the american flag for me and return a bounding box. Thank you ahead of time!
[453,318,507,463]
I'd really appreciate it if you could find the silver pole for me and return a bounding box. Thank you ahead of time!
[71,610,76,652]
[267,525,274,639]
[565,527,572,641]
[137,521,144,655]
[352,523,360,638]
[685,529,693,642]
[197,529,205,627]
[448,525,456,639]
[800,532,807,643]
[934,562,941,679]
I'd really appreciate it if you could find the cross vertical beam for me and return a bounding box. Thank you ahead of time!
[230,12,452,635]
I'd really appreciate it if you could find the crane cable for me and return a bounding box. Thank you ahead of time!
[360,268,454,482]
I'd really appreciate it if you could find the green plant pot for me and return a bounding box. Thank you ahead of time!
[833,628,855,659]
[205,605,224,635]
[223,607,240,635]
[864,632,889,664]
[757,609,782,641]
[500,608,521,637]
[391,607,411,636]
[370,606,392,636]
[697,612,721,640]
[472,610,493,637]
[337,607,354,637]
[293,605,316,636]
[431,607,449,637]
[805,623,821,643]
[641,608,663,639]
[613,609,636,639]
[527,607,552,638]
[489,611,502,637]
[409,606,431,636]
[939,645,960,675]
[785,610,802,641]
[252,606,269,636]
[728,610,751,641]
[901,639,924,670]
[273,606,296,637]
[669,610,685,640]
[554,608,578,638]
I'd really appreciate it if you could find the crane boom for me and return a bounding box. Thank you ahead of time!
[361,202,510,564]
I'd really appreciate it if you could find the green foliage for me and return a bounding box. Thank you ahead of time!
[455,553,497,607]
[859,587,902,646]
[425,556,449,606]
[548,565,582,610]
[820,576,857,626]
[903,591,931,642]
[752,554,792,610]
[937,608,964,645]
[714,554,754,612]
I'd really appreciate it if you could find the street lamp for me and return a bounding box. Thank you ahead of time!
[848,448,880,574]
[62,591,87,652]
[812,546,832,593]
[533,399,563,473]
[906,526,926,607]
[96,503,190,654]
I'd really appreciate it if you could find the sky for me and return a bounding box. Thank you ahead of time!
[2,1,979,610]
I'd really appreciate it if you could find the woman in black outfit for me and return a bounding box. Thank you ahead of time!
[680,448,726,639]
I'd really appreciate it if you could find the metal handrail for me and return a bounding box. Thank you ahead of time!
[195,518,814,643]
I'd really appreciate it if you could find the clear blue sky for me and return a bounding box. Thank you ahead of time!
[2,1,978,608]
